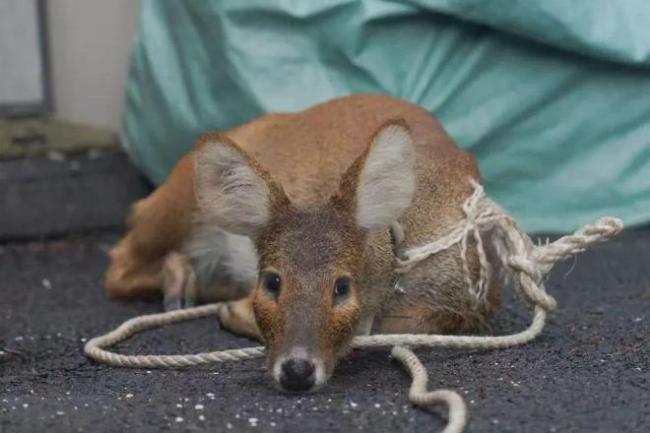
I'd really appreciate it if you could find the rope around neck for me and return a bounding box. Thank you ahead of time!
[84,181,623,433]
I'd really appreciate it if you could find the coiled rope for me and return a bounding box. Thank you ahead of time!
[85,181,623,433]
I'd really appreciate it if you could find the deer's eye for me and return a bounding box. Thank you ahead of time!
[333,277,351,302]
[261,272,281,298]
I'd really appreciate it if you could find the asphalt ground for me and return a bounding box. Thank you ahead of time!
[1,229,648,433]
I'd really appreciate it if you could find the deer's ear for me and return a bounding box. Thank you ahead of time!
[338,121,416,231]
[194,134,288,237]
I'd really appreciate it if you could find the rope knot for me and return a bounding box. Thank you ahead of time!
[507,255,541,282]
[390,179,621,314]
[506,256,557,311]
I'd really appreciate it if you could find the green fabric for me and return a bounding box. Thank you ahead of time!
[122,0,650,232]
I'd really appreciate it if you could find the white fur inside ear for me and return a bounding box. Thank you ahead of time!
[195,141,270,236]
[356,124,416,230]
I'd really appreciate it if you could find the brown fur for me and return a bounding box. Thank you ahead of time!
[253,205,365,372]
[106,94,499,384]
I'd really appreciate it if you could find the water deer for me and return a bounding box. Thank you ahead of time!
[106,94,499,392]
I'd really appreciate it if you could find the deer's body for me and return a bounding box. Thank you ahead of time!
[106,94,498,391]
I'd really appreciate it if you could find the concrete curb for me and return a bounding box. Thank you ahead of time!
[0,150,151,241]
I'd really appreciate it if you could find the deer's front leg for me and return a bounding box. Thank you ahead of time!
[162,252,198,311]
[217,295,261,340]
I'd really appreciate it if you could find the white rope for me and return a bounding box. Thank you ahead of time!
[84,181,623,433]
[391,346,467,433]
[84,304,264,368]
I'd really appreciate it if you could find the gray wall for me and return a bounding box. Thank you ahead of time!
[0,0,44,106]
[47,0,139,132]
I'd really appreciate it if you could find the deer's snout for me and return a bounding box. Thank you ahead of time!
[272,348,326,392]
[280,358,315,391]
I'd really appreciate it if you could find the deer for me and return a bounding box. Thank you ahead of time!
[105,94,499,392]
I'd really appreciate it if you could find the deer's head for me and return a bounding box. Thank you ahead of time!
[195,120,416,391]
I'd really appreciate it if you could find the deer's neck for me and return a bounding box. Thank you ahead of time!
[358,230,398,323]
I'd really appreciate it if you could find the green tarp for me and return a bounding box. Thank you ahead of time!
[122,0,650,232]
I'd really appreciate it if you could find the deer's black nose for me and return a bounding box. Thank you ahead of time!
[280,358,315,391]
